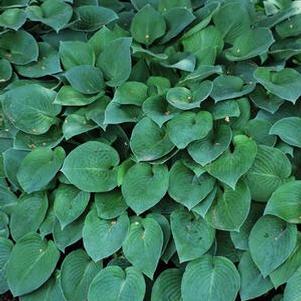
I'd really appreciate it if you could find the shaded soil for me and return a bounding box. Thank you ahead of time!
[0,292,17,301]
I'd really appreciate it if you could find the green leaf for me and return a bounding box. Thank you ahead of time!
[0,8,26,30]
[122,163,169,215]
[206,135,257,189]
[0,237,13,294]
[244,119,276,147]
[131,4,166,45]
[2,148,28,191]
[1,84,61,135]
[160,8,195,44]
[270,117,301,147]
[27,0,72,32]
[188,124,232,166]
[171,208,215,262]
[142,95,178,127]
[283,267,301,301]
[147,212,170,254]
[65,65,105,94]
[95,190,128,219]
[59,41,95,70]
[88,25,128,58]
[168,161,215,209]
[61,250,101,301]
[112,81,148,106]
[97,37,132,87]
[54,184,90,229]
[0,58,12,82]
[249,215,297,277]
[54,86,102,106]
[63,113,98,140]
[225,28,274,61]
[245,145,292,202]
[10,193,48,241]
[20,272,65,301]
[209,99,240,120]
[166,111,213,149]
[151,268,182,301]
[13,126,63,151]
[88,266,145,301]
[182,255,240,301]
[166,81,213,110]
[0,30,38,65]
[230,203,264,251]
[0,212,9,238]
[238,251,273,301]
[17,147,65,193]
[181,25,223,65]
[16,42,62,78]
[6,233,60,296]
[104,102,142,124]
[61,141,120,193]
[265,181,301,223]
[254,68,301,103]
[83,209,129,261]
[122,217,163,278]
[213,1,251,43]
[53,216,84,252]
[130,117,174,161]
[250,86,284,114]
[72,5,118,32]
[210,75,255,102]
[205,180,251,231]
[276,14,301,38]
[270,234,301,288]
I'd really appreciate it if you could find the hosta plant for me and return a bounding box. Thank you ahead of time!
[1,0,301,301]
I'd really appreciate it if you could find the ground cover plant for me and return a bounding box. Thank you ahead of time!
[1,0,301,300]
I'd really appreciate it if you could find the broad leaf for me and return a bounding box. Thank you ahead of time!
[131,4,166,45]
[270,117,301,148]
[17,147,65,193]
[10,193,48,241]
[61,141,120,192]
[1,84,61,135]
[182,255,240,301]
[122,163,169,214]
[171,208,215,262]
[254,68,301,103]
[249,215,297,277]
[122,217,163,279]
[205,180,251,231]
[206,135,257,189]
[54,184,90,229]
[27,0,72,32]
[6,233,60,296]
[61,250,101,301]
[265,181,301,223]
[83,209,129,261]
[88,266,145,301]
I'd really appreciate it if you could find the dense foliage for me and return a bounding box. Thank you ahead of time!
[1,0,301,300]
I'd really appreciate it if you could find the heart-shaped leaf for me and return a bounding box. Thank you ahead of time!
[61,141,120,192]
[254,68,301,103]
[88,266,145,301]
[6,233,60,296]
[122,217,163,278]
[182,255,240,301]
[206,135,257,189]
[61,250,101,301]
[171,208,215,262]
[122,163,169,215]
[249,215,297,277]
[83,209,129,261]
